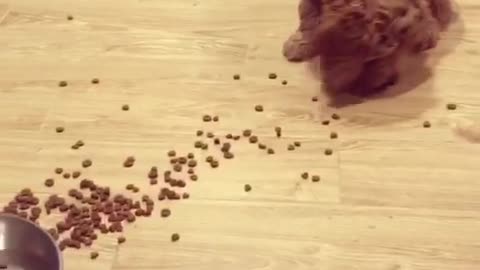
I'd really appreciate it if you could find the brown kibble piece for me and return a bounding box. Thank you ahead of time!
[194,141,203,148]
[287,144,295,151]
[324,148,333,155]
[201,143,208,150]
[210,160,219,168]
[301,172,309,180]
[161,208,171,218]
[187,168,194,174]
[187,153,194,159]
[63,173,71,179]
[223,152,234,159]
[122,104,130,111]
[67,15,74,20]
[254,105,264,112]
[221,142,231,153]
[196,130,204,136]
[214,138,221,145]
[213,116,219,122]
[249,136,258,144]
[56,127,65,133]
[178,157,187,164]
[173,164,182,172]
[267,148,275,155]
[90,252,99,260]
[233,74,240,80]
[282,80,288,85]
[244,184,252,192]
[190,174,198,181]
[258,143,266,150]
[330,132,338,139]
[168,150,176,157]
[423,121,431,128]
[322,120,330,125]
[312,96,318,102]
[294,141,301,147]
[171,233,180,242]
[187,160,197,168]
[54,167,63,174]
[182,193,190,199]
[331,113,340,120]
[312,175,320,182]
[233,135,240,140]
[203,115,212,122]
[72,171,81,179]
[150,178,158,185]
[242,129,252,137]
[45,178,54,187]
[117,236,126,244]
[274,126,282,138]
[126,184,134,190]
[268,73,277,79]
[225,134,233,139]
[206,156,214,163]
[207,132,214,138]
[446,103,457,110]
[58,81,68,87]
[82,159,92,168]
[91,78,100,84]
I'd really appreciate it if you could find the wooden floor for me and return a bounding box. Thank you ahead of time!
[1,0,480,269]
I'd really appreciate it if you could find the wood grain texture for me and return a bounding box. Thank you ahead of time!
[1,0,480,269]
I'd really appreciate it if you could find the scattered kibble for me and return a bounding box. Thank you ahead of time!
[91,78,99,84]
[187,160,197,168]
[58,81,68,87]
[122,104,130,111]
[56,127,65,133]
[301,172,309,180]
[249,136,258,144]
[201,143,208,150]
[203,115,212,122]
[330,132,338,139]
[233,74,240,80]
[282,80,288,85]
[123,156,135,167]
[258,143,267,150]
[210,160,219,168]
[226,134,233,139]
[82,159,92,168]
[312,175,320,182]
[321,120,330,126]
[446,103,457,110]
[312,96,318,102]
[255,105,264,112]
[242,129,252,137]
[423,121,431,128]
[72,171,81,179]
[63,173,71,179]
[267,148,275,155]
[161,208,171,218]
[224,152,234,159]
[67,15,74,20]
[233,135,241,140]
[171,233,180,242]
[324,148,333,156]
[206,156,214,163]
[173,164,182,172]
[90,251,99,260]
[44,179,54,187]
[268,73,277,79]
[207,132,214,138]
[274,127,282,138]
[214,138,221,145]
[194,141,203,148]
[287,144,295,151]
[182,193,190,199]
[196,130,204,136]
[187,153,194,159]
[190,174,198,181]
[293,141,301,147]
[213,116,219,122]
[117,236,126,244]
[168,150,176,157]
[54,168,63,174]
[244,184,252,192]
[331,113,340,120]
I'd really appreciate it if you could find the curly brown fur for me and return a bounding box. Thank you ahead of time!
[283,0,454,96]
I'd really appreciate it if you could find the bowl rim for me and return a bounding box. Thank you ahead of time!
[0,213,63,270]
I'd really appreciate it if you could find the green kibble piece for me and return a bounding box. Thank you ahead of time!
[171,233,180,242]
[311,175,320,182]
[244,184,252,192]
[446,103,457,110]
[58,81,68,87]
[233,74,240,80]
[324,148,333,156]
[330,132,338,139]
[91,78,99,84]
[423,121,431,128]
[268,73,277,79]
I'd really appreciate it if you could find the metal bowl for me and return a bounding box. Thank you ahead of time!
[0,214,62,270]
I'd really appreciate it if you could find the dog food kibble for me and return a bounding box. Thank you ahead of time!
[194,141,203,148]
[213,116,219,122]
[54,167,63,174]
[268,73,277,79]
[423,121,431,128]
[322,120,330,126]
[90,252,99,260]
[293,141,301,147]
[312,96,318,102]
[207,132,214,138]
[67,15,74,20]
[331,113,340,120]
[63,173,71,179]
[242,129,252,137]
[126,184,134,190]
[226,134,233,139]
[187,153,194,159]
[56,126,65,133]
[244,184,252,192]
[312,175,320,182]
[330,132,338,139]
[82,159,92,168]
[182,193,190,199]
[117,236,126,244]
[287,144,295,151]
[171,233,180,242]
[258,143,267,150]
[255,105,264,112]
[123,156,135,167]
[168,150,176,157]
[45,178,55,187]
[233,74,241,80]
[210,160,219,168]
[58,81,68,87]
[187,160,197,168]
[203,115,212,122]
[196,130,204,136]
[122,104,130,111]
[249,136,258,144]
[91,78,99,84]
[324,148,333,155]
[267,148,275,155]
[221,142,231,153]
[173,164,182,172]
[161,208,171,218]
[72,171,81,179]
[206,156,214,163]
[223,152,234,159]
[201,143,208,150]
[447,103,457,110]
[282,80,288,85]
[301,172,309,180]
[233,135,241,140]
[190,174,198,181]
[274,127,282,138]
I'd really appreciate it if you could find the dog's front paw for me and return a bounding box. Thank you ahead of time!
[282,31,316,62]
